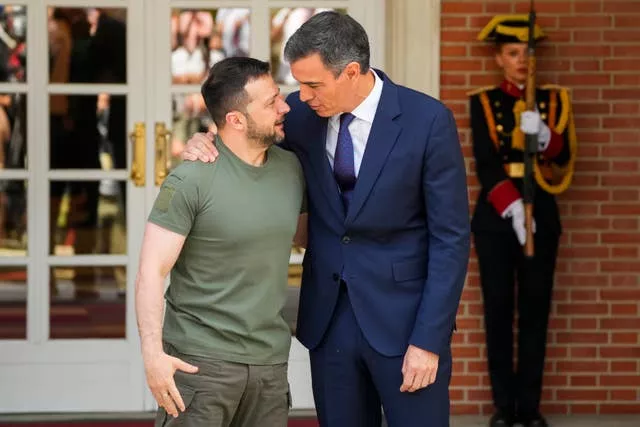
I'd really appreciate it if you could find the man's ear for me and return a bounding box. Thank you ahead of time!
[225,111,244,130]
[343,62,361,80]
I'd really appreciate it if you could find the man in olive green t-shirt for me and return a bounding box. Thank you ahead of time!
[135,57,306,427]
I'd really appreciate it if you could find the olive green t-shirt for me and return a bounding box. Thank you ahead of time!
[148,137,305,365]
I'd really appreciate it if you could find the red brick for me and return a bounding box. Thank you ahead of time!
[604,31,640,42]
[612,103,640,115]
[611,247,640,258]
[570,404,597,414]
[450,374,480,387]
[600,318,640,329]
[560,15,612,28]
[485,2,514,14]
[599,346,640,358]
[601,405,640,414]
[573,30,603,43]
[570,347,598,358]
[516,2,571,13]
[601,204,640,216]
[611,361,638,372]
[571,375,597,387]
[571,319,599,330]
[557,303,608,315]
[573,60,601,71]
[615,16,640,27]
[441,30,479,43]
[611,275,639,286]
[604,1,640,13]
[574,1,602,13]
[452,346,482,358]
[440,46,468,58]
[601,262,640,273]
[612,331,639,344]
[451,404,482,415]
[612,162,639,173]
[556,361,608,373]
[614,45,640,57]
[604,59,640,71]
[557,332,608,344]
[467,389,493,401]
[442,2,484,14]
[441,16,467,28]
[600,375,640,387]
[557,389,608,401]
[611,390,638,401]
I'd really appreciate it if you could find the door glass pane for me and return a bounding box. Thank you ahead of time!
[270,7,342,85]
[48,7,126,84]
[50,180,126,256]
[50,265,126,339]
[0,5,27,83]
[0,92,26,170]
[171,8,250,84]
[0,266,26,339]
[0,179,26,255]
[49,94,126,170]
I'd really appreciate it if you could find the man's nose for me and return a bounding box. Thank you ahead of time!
[299,86,313,103]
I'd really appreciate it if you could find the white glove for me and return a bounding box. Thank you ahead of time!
[520,110,551,152]
[501,198,536,246]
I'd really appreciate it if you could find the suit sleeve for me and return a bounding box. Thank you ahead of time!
[470,94,521,216]
[409,106,470,355]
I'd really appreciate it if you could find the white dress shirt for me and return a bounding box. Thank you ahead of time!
[326,69,383,177]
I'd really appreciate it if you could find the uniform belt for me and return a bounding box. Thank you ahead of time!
[506,162,524,178]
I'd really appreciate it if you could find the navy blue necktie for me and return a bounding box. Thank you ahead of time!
[333,113,356,211]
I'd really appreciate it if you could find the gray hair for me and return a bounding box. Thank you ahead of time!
[283,11,370,77]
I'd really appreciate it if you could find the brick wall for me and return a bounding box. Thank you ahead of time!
[440,0,640,416]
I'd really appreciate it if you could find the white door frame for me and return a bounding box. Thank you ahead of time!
[0,0,148,412]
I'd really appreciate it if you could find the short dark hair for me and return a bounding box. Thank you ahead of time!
[201,57,271,128]
[283,11,370,77]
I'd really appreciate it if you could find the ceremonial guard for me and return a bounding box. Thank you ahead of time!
[469,14,577,427]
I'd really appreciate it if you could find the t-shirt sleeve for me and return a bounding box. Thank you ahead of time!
[148,171,199,236]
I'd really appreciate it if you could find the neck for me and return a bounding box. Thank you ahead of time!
[218,130,268,166]
[505,76,526,89]
[343,69,375,113]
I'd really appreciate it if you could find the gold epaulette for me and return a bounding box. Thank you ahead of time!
[466,85,496,97]
[540,83,571,93]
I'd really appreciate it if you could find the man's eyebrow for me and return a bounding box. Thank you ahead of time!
[300,81,321,86]
[265,88,281,103]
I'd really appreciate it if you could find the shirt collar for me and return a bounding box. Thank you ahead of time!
[500,79,526,98]
[330,69,384,127]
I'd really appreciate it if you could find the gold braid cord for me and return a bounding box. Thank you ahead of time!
[534,86,577,195]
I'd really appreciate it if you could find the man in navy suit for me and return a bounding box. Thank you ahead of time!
[182,11,470,427]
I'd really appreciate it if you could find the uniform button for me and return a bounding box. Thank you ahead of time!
[332,273,340,282]
[341,235,351,244]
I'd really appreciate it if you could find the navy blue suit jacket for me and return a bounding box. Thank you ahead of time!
[283,71,470,357]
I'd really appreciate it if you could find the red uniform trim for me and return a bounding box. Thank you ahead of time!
[488,179,520,215]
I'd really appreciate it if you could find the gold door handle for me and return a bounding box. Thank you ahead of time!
[155,122,172,186]
[129,122,145,186]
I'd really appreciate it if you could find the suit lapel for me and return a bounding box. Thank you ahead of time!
[346,76,402,224]
[307,115,345,220]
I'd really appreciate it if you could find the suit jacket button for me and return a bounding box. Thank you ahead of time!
[341,235,351,244]
[332,273,340,282]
